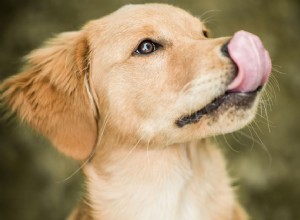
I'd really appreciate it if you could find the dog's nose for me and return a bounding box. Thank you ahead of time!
[221,42,230,57]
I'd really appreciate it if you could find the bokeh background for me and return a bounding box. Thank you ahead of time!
[0,0,299,219]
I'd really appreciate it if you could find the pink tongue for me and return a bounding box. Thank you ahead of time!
[227,30,272,92]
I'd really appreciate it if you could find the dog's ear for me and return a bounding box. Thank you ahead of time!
[0,31,98,160]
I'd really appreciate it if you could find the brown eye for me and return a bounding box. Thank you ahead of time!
[134,40,160,55]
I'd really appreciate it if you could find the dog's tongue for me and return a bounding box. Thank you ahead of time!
[227,30,271,92]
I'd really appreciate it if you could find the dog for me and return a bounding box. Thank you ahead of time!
[1,4,271,220]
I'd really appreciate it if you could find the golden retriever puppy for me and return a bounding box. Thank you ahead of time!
[1,4,271,220]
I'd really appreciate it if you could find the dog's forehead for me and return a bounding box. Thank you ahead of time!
[92,4,204,39]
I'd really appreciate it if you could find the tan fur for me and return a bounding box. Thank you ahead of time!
[1,31,97,160]
[0,4,266,220]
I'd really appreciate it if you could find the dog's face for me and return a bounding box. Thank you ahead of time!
[87,4,270,145]
[1,4,271,159]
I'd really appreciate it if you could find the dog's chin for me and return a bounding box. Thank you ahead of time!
[175,86,262,128]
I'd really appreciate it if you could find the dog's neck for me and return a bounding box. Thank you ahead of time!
[81,138,239,220]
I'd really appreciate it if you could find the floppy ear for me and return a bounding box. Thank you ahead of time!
[0,31,98,160]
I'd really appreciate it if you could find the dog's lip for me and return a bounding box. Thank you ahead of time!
[175,87,261,128]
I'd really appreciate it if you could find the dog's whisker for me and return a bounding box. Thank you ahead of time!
[212,136,221,149]
[258,99,272,132]
[263,101,271,132]
[199,9,220,19]
[146,138,151,165]
[235,129,255,152]
[263,102,274,112]
[269,74,280,91]
[229,132,248,148]
[247,127,255,152]
[264,77,278,104]
[263,90,274,107]
[202,18,219,25]
[248,123,272,164]
[221,134,239,153]
[255,111,275,128]
[57,113,111,183]
[198,9,220,24]
[260,97,273,106]
[91,112,111,156]
[252,118,264,134]
[178,80,196,96]
[271,65,286,75]
[121,132,145,163]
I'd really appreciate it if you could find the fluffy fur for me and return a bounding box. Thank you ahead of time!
[1,4,267,220]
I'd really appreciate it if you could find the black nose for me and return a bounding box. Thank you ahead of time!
[221,42,230,57]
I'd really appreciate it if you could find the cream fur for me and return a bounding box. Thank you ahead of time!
[0,4,267,220]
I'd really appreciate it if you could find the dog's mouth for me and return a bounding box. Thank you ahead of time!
[175,87,261,128]
[176,30,272,128]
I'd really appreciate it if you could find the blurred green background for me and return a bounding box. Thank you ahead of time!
[0,0,299,219]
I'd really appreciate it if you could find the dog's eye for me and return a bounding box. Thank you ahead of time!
[134,40,160,55]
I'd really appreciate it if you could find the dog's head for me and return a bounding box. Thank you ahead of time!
[1,4,271,160]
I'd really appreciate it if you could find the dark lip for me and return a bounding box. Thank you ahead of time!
[175,86,262,128]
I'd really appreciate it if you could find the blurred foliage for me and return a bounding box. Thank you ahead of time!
[0,0,300,219]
